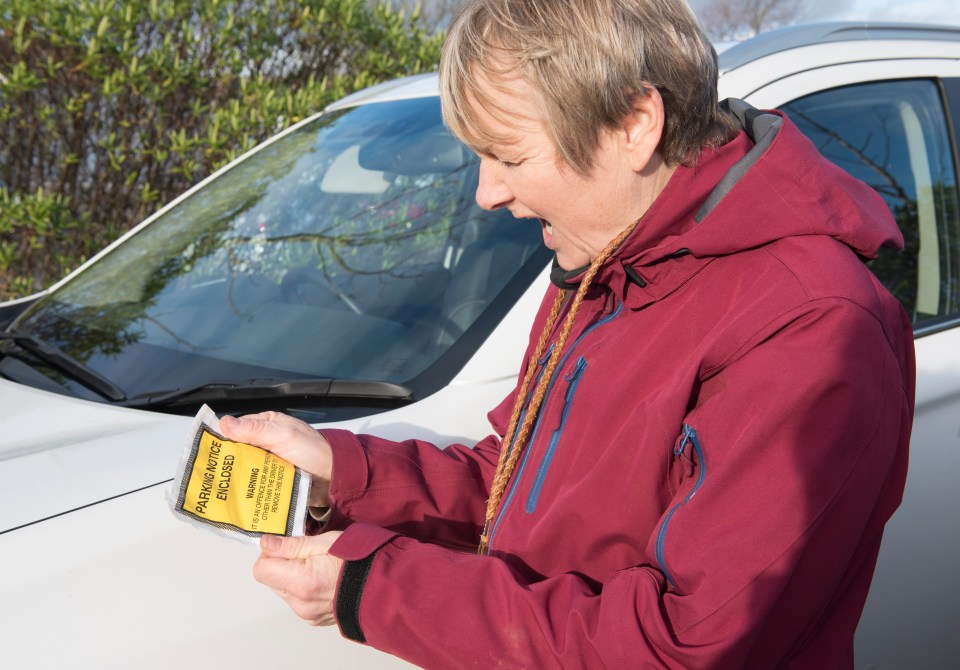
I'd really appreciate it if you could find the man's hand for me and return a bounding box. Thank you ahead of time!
[253,532,345,627]
[220,411,332,508]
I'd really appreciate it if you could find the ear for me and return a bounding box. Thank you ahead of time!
[621,86,666,173]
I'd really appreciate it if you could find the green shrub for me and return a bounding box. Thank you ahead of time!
[0,0,443,300]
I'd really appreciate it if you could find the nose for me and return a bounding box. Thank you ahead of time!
[475,158,513,211]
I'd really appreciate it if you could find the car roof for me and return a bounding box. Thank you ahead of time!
[323,20,960,113]
[325,72,440,111]
[718,21,960,73]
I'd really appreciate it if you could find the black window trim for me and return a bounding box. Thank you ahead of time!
[915,77,960,339]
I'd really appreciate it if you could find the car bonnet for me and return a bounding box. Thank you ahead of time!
[0,378,193,533]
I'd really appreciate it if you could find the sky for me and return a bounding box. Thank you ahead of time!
[686,0,960,28]
[816,0,960,25]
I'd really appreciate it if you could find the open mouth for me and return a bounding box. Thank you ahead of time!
[539,217,555,249]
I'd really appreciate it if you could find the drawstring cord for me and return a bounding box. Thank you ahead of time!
[477,219,640,555]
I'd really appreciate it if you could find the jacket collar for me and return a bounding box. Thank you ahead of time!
[550,121,754,308]
[548,98,901,311]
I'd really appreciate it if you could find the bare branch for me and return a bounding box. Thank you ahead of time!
[698,0,810,40]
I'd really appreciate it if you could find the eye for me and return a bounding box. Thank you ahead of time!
[478,150,522,168]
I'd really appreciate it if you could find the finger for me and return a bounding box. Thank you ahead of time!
[252,554,293,592]
[260,532,339,559]
[284,595,337,627]
[232,410,307,427]
[260,533,308,559]
[252,554,335,600]
[220,412,307,446]
[252,556,339,626]
[219,413,333,485]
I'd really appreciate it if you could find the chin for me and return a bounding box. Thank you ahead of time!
[555,254,592,271]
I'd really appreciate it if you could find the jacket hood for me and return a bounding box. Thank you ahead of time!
[557,99,903,303]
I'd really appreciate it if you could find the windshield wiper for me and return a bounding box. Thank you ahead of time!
[0,331,127,401]
[123,377,414,409]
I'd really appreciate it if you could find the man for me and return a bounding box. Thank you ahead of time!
[222,1,914,666]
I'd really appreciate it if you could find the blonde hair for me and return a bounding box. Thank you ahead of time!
[440,0,737,173]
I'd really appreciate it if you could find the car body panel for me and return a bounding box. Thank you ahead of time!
[2,487,417,668]
[854,327,960,667]
[0,378,190,533]
[718,35,960,101]
[733,57,960,111]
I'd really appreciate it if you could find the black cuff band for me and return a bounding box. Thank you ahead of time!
[336,552,378,643]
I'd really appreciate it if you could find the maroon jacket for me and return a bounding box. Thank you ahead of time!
[320,102,915,668]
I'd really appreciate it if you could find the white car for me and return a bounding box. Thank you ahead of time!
[2,22,958,669]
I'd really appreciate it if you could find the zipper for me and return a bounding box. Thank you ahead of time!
[499,343,555,463]
[487,299,623,548]
[509,343,554,449]
[655,424,706,589]
[525,356,587,513]
[486,343,554,539]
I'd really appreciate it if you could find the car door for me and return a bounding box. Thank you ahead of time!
[727,60,960,669]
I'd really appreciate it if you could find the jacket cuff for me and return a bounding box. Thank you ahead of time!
[330,523,400,644]
[319,428,369,504]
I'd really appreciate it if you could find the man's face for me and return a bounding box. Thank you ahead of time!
[468,74,653,270]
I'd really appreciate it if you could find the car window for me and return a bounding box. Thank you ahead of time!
[5,97,549,417]
[781,80,960,329]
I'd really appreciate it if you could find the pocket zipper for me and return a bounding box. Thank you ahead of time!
[525,356,588,513]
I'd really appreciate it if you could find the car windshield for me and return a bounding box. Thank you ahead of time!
[3,96,548,418]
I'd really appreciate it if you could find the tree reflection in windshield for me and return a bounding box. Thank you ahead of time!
[11,96,548,407]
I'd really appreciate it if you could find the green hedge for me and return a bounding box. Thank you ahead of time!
[0,0,443,300]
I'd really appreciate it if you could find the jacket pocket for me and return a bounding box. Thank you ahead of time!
[655,424,706,589]
[525,356,588,513]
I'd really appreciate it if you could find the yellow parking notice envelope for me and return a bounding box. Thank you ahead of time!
[168,405,311,543]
